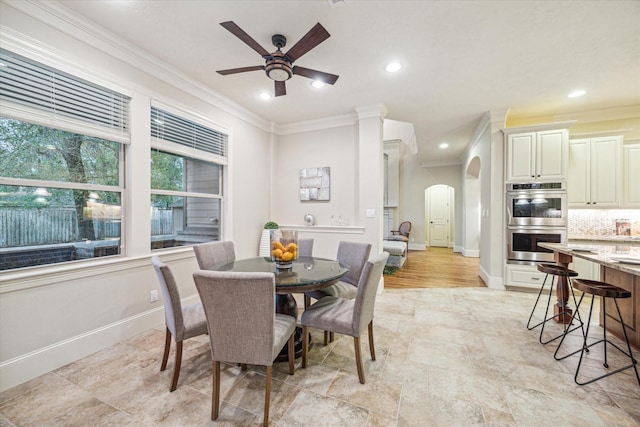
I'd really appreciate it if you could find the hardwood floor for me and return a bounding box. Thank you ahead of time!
[384,247,486,289]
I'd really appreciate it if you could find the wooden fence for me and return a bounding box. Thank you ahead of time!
[1,208,174,247]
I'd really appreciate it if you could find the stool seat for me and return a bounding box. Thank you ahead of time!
[572,279,631,299]
[536,263,578,277]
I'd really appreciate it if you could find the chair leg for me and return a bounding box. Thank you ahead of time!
[264,366,272,427]
[211,361,220,420]
[161,327,171,371]
[288,333,295,375]
[324,331,329,346]
[304,295,311,310]
[368,321,376,361]
[330,332,335,343]
[302,326,309,368]
[354,336,365,384]
[169,341,182,392]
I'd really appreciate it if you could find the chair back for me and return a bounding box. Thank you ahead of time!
[337,241,372,286]
[398,221,412,237]
[193,270,276,366]
[193,241,236,270]
[298,238,314,257]
[353,252,389,334]
[150,256,184,339]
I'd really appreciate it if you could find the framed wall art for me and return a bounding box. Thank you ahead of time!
[300,167,330,201]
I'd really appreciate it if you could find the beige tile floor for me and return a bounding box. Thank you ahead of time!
[1,287,639,426]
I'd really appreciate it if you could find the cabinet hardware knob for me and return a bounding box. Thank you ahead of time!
[532,277,540,281]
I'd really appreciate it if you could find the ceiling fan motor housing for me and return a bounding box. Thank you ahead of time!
[265,50,293,81]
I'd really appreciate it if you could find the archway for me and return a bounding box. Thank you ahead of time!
[463,156,481,257]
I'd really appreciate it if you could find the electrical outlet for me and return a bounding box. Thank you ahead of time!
[150,290,158,303]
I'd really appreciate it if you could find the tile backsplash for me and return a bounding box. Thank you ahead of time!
[568,209,640,238]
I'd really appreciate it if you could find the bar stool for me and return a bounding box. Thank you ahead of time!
[526,263,584,345]
[555,279,640,386]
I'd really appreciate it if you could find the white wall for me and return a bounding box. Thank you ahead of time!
[0,2,272,391]
[461,110,509,290]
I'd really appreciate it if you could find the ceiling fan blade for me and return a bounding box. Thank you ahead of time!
[217,65,265,75]
[292,66,339,85]
[275,80,286,97]
[285,23,330,62]
[220,21,270,57]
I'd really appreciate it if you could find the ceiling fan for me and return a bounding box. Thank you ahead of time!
[216,21,339,97]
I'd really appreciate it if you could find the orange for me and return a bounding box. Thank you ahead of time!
[281,251,293,262]
[272,249,283,259]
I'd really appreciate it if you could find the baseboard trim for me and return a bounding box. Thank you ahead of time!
[0,296,182,392]
[408,243,426,251]
[479,265,505,290]
[462,249,480,258]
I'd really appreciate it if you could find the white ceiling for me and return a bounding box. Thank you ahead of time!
[55,0,640,166]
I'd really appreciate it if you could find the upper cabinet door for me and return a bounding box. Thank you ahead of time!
[536,129,568,181]
[623,143,640,208]
[590,136,622,207]
[505,129,568,183]
[568,136,622,208]
[567,139,590,206]
[506,132,536,182]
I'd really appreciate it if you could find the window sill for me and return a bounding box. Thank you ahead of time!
[0,247,194,293]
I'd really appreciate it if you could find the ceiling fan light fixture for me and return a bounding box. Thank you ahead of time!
[311,80,326,88]
[385,62,402,73]
[258,91,272,100]
[439,142,449,149]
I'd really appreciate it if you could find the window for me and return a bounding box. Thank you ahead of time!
[150,106,226,249]
[0,49,129,270]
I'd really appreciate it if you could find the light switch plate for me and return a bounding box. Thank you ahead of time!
[366,209,375,218]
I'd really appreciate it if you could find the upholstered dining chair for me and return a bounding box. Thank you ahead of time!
[304,241,372,318]
[301,252,389,384]
[150,256,208,392]
[389,221,412,243]
[297,238,314,257]
[193,241,235,270]
[192,270,296,427]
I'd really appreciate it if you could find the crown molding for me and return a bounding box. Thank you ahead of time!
[274,112,357,135]
[509,105,640,127]
[355,103,388,120]
[501,120,577,135]
[5,0,272,133]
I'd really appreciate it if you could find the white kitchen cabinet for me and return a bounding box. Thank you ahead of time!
[505,263,548,291]
[568,136,622,208]
[623,143,640,208]
[569,256,600,281]
[506,129,568,183]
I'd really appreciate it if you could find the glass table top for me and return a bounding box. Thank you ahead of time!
[209,256,350,292]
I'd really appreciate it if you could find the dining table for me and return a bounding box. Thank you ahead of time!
[208,256,350,360]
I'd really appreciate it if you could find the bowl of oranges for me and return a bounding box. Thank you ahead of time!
[270,230,298,269]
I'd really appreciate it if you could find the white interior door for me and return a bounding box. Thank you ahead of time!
[428,185,450,247]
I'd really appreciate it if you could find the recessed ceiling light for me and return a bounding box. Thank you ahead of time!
[258,91,272,100]
[311,80,326,88]
[439,143,449,149]
[385,62,402,73]
[568,90,586,98]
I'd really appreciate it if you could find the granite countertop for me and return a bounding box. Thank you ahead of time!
[569,236,640,244]
[539,242,640,276]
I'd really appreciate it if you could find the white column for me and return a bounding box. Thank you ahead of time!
[355,104,387,259]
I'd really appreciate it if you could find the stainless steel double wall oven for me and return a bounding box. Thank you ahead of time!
[506,182,568,263]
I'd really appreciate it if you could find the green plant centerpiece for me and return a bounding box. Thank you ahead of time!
[264,221,279,229]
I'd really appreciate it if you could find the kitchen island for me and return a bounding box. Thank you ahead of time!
[539,242,640,349]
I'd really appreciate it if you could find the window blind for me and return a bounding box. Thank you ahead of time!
[0,49,130,143]
[151,106,227,158]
